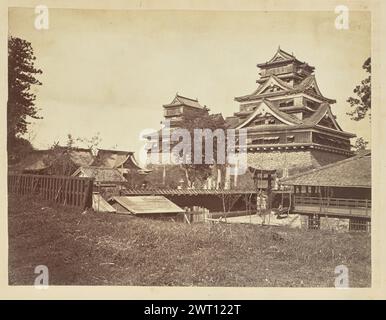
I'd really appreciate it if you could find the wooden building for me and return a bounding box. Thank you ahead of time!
[227,47,356,178]
[280,151,371,231]
[92,148,150,178]
[163,94,210,128]
[10,147,94,176]
[72,166,127,186]
[108,195,185,219]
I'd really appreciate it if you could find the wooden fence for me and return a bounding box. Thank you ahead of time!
[8,174,94,208]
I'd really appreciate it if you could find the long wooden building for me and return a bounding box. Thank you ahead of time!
[280,151,371,231]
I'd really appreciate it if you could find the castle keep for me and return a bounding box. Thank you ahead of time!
[225,47,355,177]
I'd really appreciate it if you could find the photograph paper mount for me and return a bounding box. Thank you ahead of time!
[0,0,385,300]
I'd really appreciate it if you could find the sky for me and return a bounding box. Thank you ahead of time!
[8,8,371,158]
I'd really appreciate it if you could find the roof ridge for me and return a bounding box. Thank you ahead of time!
[271,74,294,89]
[296,74,316,89]
[249,75,292,96]
[303,103,329,125]
[97,148,133,154]
[176,94,198,102]
[277,47,296,59]
[81,165,121,170]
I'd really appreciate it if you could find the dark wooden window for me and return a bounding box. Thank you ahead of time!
[279,100,294,108]
[287,135,295,143]
[349,218,370,232]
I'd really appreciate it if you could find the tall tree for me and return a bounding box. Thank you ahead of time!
[8,36,42,155]
[346,57,371,121]
[171,112,227,188]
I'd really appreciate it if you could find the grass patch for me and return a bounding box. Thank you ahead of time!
[8,194,371,287]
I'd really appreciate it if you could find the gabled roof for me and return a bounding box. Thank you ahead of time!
[163,94,206,109]
[253,75,294,95]
[235,74,334,103]
[258,48,297,67]
[93,149,149,172]
[235,99,302,129]
[15,147,94,172]
[93,149,132,167]
[234,100,353,136]
[303,103,342,130]
[293,75,336,103]
[257,47,314,71]
[108,196,185,215]
[294,75,320,92]
[209,113,225,123]
[280,151,371,188]
[72,166,127,182]
[225,116,240,128]
[15,150,52,171]
[67,148,95,167]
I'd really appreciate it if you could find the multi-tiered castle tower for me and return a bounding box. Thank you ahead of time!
[226,47,355,177]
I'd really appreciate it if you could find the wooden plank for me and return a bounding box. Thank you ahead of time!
[77,179,81,207]
[70,179,74,206]
[48,176,52,200]
[8,174,94,208]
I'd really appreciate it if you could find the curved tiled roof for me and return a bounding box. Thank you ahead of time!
[235,99,303,129]
[233,99,351,137]
[73,166,127,182]
[235,74,334,103]
[14,148,94,172]
[163,94,205,109]
[280,152,371,188]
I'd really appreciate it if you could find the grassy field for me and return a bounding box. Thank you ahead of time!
[8,195,371,287]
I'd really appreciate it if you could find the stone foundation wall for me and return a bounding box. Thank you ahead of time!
[300,215,354,232]
[309,149,348,168]
[247,149,349,177]
[320,216,350,232]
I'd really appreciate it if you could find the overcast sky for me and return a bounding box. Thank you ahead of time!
[9,8,371,157]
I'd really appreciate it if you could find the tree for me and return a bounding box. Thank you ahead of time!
[171,112,226,188]
[64,132,102,155]
[347,57,371,121]
[7,136,34,165]
[8,36,42,159]
[353,137,369,152]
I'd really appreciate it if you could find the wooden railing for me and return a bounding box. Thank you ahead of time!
[294,196,371,208]
[122,188,258,196]
[8,174,94,208]
[293,196,371,217]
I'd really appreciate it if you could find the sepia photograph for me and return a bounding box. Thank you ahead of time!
[5,2,376,293]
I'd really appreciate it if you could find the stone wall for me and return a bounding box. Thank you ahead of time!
[320,216,350,232]
[247,148,349,177]
[300,215,356,232]
[309,149,348,168]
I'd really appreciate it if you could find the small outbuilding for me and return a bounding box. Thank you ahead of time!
[108,196,185,218]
